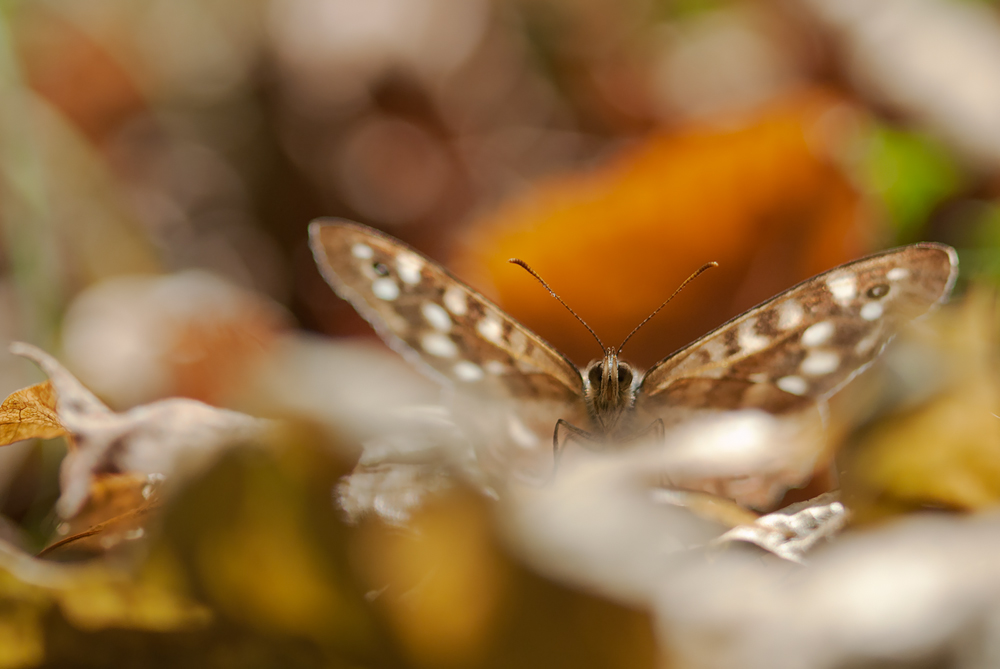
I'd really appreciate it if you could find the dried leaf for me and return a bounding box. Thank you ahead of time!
[9,343,111,420]
[840,291,1000,522]
[9,342,270,519]
[41,474,163,558]
[0,381,65,446]
[0,416,662,665]
[655,512,1000,669]
[60,473,159,533]
[39,504,158,558]
[336,405,472,525]
[714,493,847,564]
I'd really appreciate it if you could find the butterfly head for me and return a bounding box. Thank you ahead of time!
[508,257,718,436]
[583,350,638,431]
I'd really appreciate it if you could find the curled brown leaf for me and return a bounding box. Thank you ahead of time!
[9,342,271,520]
[0,381,66,446]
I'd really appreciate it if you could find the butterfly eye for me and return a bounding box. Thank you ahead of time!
[372,262,390,277]
[867,284,890,299]
[618,367,632,385]
[587,365,604,386]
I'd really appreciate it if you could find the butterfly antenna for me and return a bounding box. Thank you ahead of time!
[509,259,606,352]
[617,262,718,354]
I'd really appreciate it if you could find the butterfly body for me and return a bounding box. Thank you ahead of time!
[582,354,639,438]
[310,220,958,505]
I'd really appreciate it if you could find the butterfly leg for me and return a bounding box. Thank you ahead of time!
[628,418,664,445]
[549,419,595,479]
[629,418,676,488]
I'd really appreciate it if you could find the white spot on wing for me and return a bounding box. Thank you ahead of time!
[372,278,400,301]
[453,360,484,381]
[748,372,769,383]
[777,300,804,330]
[351,243,373,259]
[397,253,423,285]
[485,360,507,375]
[443,286,467,316]
[801,350,840,376]
[477,314,504,344]
[777,375,808,395]
[507,414,540,449]
[887,267,909,281]
[860,302,884,321]
[421,302,452,331]
[802,321,834,347]
[703,339,726,362]
[508,329,527,355]
[421,332,457,358]
[738,318,769,354]
[826,273,857,305]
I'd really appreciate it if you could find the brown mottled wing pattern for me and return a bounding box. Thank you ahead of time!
[636,243,959,426]
[309,220,588,479]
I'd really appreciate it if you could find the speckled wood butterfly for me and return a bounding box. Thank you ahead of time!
[310,220,958,503]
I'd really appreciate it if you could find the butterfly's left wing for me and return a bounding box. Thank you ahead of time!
[309,220,589,483]
[635,243,958,505]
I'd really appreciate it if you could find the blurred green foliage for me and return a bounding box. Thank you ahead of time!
[863,125,965,243]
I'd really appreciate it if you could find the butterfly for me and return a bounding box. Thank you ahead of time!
[310,219,958,507]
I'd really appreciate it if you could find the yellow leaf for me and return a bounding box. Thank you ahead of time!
[0,381,65,447]
[841,291,1000,522]
[0,609,44,669]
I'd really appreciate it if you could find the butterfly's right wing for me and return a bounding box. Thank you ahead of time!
[309,220,589,481]
[633,243,957,508]
[637,243,958,420]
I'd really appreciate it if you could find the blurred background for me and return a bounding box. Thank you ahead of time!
[2,0,1000,665]
[3,0,999,389]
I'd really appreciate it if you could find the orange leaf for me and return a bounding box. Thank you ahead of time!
[40,473,164,558]
[452,89,871,368]
[0,381,66,446]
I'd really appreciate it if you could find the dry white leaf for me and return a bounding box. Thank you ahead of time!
[655,512,1000,669]
[11,342,270,518]
[715,493,847,564]
[337,405,471,525]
